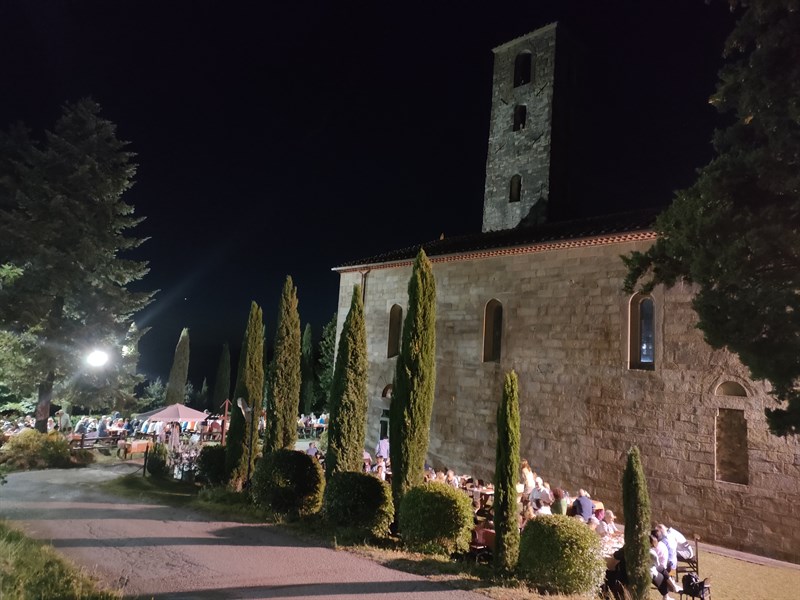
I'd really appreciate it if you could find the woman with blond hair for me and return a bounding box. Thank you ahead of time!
[520,459,536,496]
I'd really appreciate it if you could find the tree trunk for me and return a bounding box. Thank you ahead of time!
[35,370,55,433]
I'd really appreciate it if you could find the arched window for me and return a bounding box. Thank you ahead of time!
[509,174,522,203]
[715,381,747,397]
[387,304,402,358]
[513,105,527,131]
[483,299,503,362]
[514,51,532,87]
[629,294,655,370]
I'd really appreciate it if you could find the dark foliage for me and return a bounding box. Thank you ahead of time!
[494,370,521,572]
[622,446,652,600]
[325,285,368,479]
[197,444,227,486]
[398,482,473,555]
[518,515,605,595]
[623,0,800,435]
[323,471,394,538]
[390,250,436,510]
[265,276,301,453]
[251,449,324,518]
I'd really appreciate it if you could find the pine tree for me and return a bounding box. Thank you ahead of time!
[314,313,337,413]
[300,323,316,415]
[325,285,368,479]
[265,276,301,453]
[623,0,800,435]
[165,328,190,405]
[211,342,231,413]
[230,301,264,488]
[0,99,154,430]
[494,370,520,573]
[622,446,652,600]
[390,249,436,509]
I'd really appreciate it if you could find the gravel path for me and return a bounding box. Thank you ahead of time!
[0,465,485,599]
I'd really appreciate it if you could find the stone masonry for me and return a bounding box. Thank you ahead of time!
[336,238,800,564]
[483,24,558,232]
[334,22,800,563]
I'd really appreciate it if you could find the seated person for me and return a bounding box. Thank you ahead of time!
[97,417,109,438]
[658,523,693,565]
[444,469,460,489]
[597,510,620,537]
[650,530,681,599]
[74,418,88,435]
[572,489,594,522]
[551,487,568,515]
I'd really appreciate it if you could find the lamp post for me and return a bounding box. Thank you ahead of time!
[237,397,255,488]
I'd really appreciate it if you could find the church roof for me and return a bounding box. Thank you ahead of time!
[334,208,661,272]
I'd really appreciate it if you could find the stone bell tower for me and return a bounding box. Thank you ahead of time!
[482,23,578,232]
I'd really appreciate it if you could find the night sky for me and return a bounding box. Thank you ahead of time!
[0,1,736,387]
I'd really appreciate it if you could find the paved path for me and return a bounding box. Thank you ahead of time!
[0,465,484,600]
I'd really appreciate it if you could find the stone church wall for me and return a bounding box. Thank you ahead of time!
[336,238,800,563]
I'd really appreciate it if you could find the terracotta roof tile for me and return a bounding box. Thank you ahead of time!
[334,209,660,271]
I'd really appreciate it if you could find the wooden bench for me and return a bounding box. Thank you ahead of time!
[69,434,115,453]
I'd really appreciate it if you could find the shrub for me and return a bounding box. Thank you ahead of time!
[398,482,473,555]
[323,471,394,538]
[0,430,70,470]
[518,514,606,595]
[197,444,227,486]
[251,449,324,518]
[146,442,170,478]
[71,449,96,466]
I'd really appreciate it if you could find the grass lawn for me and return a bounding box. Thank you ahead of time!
[99,475,800,600]
[0,520,118,600]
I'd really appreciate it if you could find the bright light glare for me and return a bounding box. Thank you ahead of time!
[86,350,109,367]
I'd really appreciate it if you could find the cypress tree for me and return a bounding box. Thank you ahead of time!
[494,370,520,573]
[314,313,337,413]
[229,301,264,488]
[225,319,250,480]
[265,276,301,453]
[211,342,231,413]
[300,323,315,415]
[622,446,652,600]
[325,285,368,479]
[164,328,190,405]
[390,249,436,509]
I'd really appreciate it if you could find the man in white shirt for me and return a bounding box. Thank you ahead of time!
[375,436,390,460]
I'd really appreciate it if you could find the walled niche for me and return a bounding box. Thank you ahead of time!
[715,408,749,485]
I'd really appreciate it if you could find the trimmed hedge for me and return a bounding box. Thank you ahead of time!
[518,514,606,595]
[323,471,394,538]
[197,444,227,485]
[251,449,324,517]
[398,482,473,555]
[0,429,71,470]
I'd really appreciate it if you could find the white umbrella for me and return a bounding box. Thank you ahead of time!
[146,403,209,423]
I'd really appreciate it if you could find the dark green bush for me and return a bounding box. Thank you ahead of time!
[323,471,394,538]
[0,430,70,470]
[197,444,227,485]
[251,449,324,518]
[146,443,170,478]
[398,482,473,555]
[518,514,605,595]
